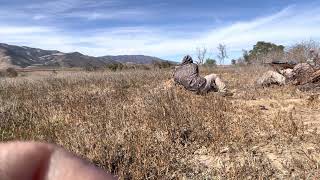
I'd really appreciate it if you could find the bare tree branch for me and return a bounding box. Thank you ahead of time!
[196,47,207,65]
[217,44,228,65]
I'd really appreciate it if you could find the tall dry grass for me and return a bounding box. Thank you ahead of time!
[0,67,319,179]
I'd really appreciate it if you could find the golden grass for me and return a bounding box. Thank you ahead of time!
[0,66,319,179]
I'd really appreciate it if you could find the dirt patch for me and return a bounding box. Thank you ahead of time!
[233,96,320,131]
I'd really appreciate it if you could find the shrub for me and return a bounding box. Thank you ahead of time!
[285,40,320,63]
[6,68,18,77]
[84,64,99,72]
[152,60,174,69]
[204,58,217,66]
[106,63,124,71]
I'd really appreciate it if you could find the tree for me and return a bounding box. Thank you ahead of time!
[196,47,207,64]
[205,58,217,66]
[248,41,285,63]
[217,44,228,65]
[242,49,250,64]
[231,59,237,65]
[236,57,246,65]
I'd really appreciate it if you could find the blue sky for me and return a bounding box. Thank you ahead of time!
[0,0,320,62]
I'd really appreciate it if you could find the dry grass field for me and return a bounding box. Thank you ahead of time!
[0,66,319,179]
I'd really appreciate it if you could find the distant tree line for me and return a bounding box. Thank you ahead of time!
[235,40,320,65]
[83,60,175,72]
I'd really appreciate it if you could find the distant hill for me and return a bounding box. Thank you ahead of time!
[41,52,111,68]
[100,55,168,64]
[0,43,59,68]
[0,43,169,69]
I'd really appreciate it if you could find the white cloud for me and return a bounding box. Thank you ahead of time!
[26,0,117,13]
[32,15,47,20]
[1,4,320,62]
[65,9,145,20]
[0,0,124,21]
[0,26,52,34]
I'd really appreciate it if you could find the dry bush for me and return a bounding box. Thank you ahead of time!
[286,40,320,63]
[6,68,18,77]
[0,68,19,78]
[0,67,319,179]
[261,51,285,63]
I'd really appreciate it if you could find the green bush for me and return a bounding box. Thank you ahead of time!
[205,58,217,66]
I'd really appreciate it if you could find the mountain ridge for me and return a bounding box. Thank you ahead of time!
[100,55,167,64]
[0,43,169,69]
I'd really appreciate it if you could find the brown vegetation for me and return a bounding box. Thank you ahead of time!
[0,68,19,77]
[0,66,319,179]
[286,40,320,63]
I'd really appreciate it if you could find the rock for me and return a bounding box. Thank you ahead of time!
[257,71,286,87]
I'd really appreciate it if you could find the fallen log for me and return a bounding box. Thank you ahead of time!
[268,61,297,70]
